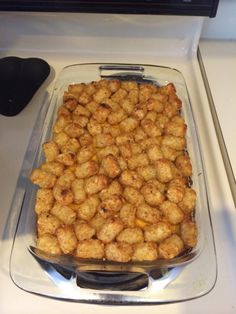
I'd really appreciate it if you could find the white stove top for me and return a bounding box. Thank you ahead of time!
[0,11,236,314]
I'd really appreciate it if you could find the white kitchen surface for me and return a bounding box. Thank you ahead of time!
[0,11,236,314]
[199,40,236,202]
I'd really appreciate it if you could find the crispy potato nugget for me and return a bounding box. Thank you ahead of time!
[75,160,99,179]
[43,141,59,162]
[31,78,198,262]
[158,234,184,259]
[160,201,184,225]
[30,169,57,189]
[74,221,96,241]
[101,154,121,178]
[76,239,104,259]
[84,175,109,195]
[97,218,124,243]
[180,220,197,248]
[119,170,143,189]
[136,203,162,224]
[144,222,172,243]
[50,203,77,225]
[132,242,158,261]
[116,227,144,244]
[56,225,78,254]
[105,242,133,262]
[35,188,54,215]
[141,183,165,206]
[77,196,100,221]
[37,213,62,236]
[37,234,62,255]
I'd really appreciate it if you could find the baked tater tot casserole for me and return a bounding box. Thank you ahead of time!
[30,72,198,263]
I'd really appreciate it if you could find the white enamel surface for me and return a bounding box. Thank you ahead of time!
[0,11,236,314]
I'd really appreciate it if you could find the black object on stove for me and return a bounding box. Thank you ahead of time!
[0,56,50,116]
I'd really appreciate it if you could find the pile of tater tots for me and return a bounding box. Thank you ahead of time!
[30,79,197,263]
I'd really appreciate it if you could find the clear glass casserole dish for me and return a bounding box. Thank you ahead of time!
[10,63,210,280]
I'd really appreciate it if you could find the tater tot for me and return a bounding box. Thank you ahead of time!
[121,99,135,115]
[35,188,54,215]
[53,184,74,205]
[119,203,136,227]
[64,122,85,138]
[51,203,77,225]
[166,185,185,203]
[101,154,121,179]
[162,135,186,151]
[77,196,100,221]
[144,222,172,243]
[141,118,162,137]
[30,169,57,188]
[164,118,187,137]
[53,114,71,134]
[132,242,158,261]
[121,81,138,91]
[136,203,162,224]
[105,242,133,262]
[133,127,147,142]
[74,221,96,241]
[155,158,174,183]
[87,118,103,136]
[56,170,75,188]
[36,234,62,255]
[90,213,106,232]
[140,183,165,206]
[76,145,95,164]
[119,117,139,133]
[123,187,144,205]
[73,104,91,117]
[93,87,111,103]
[78,92,91,105]
[139,84,155,102]
[72,115,89,128]
[127,153,149,170]
[97,145,119,161]
[108,108,127,125]
[158,234,184,259]
[119,143,132,159]
[94,133,114,148]
[64,99,78,111]
[93,105,110,123]
[180,220,197,247]
[75,160,99,179]
[145,98,164,113]
[97,218,124,243]
[108,79,121,93]
[56,225,78,254]
[160,201,184,225]
[71,179,87,204]
[43,141,60,162]
[53,132,69,148]
[119,169,143,189]
[111,88,128,103]
[132,103,147,121]
[175,155,192,177]
[76,239,104,259]
[56,152,76,166]
[116,227,144,244]
[37,213,62,236]
[84,175,109,195]
[178,188,196,213]
[98,195,123,218]
[86,100,99,114]
[161,145,182,161]
[147,144,163,162]
[60,138,80,154]
[136,165,157,181]
[99,180,123,200]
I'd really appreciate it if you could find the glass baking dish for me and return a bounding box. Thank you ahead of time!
[10,63,211,280]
